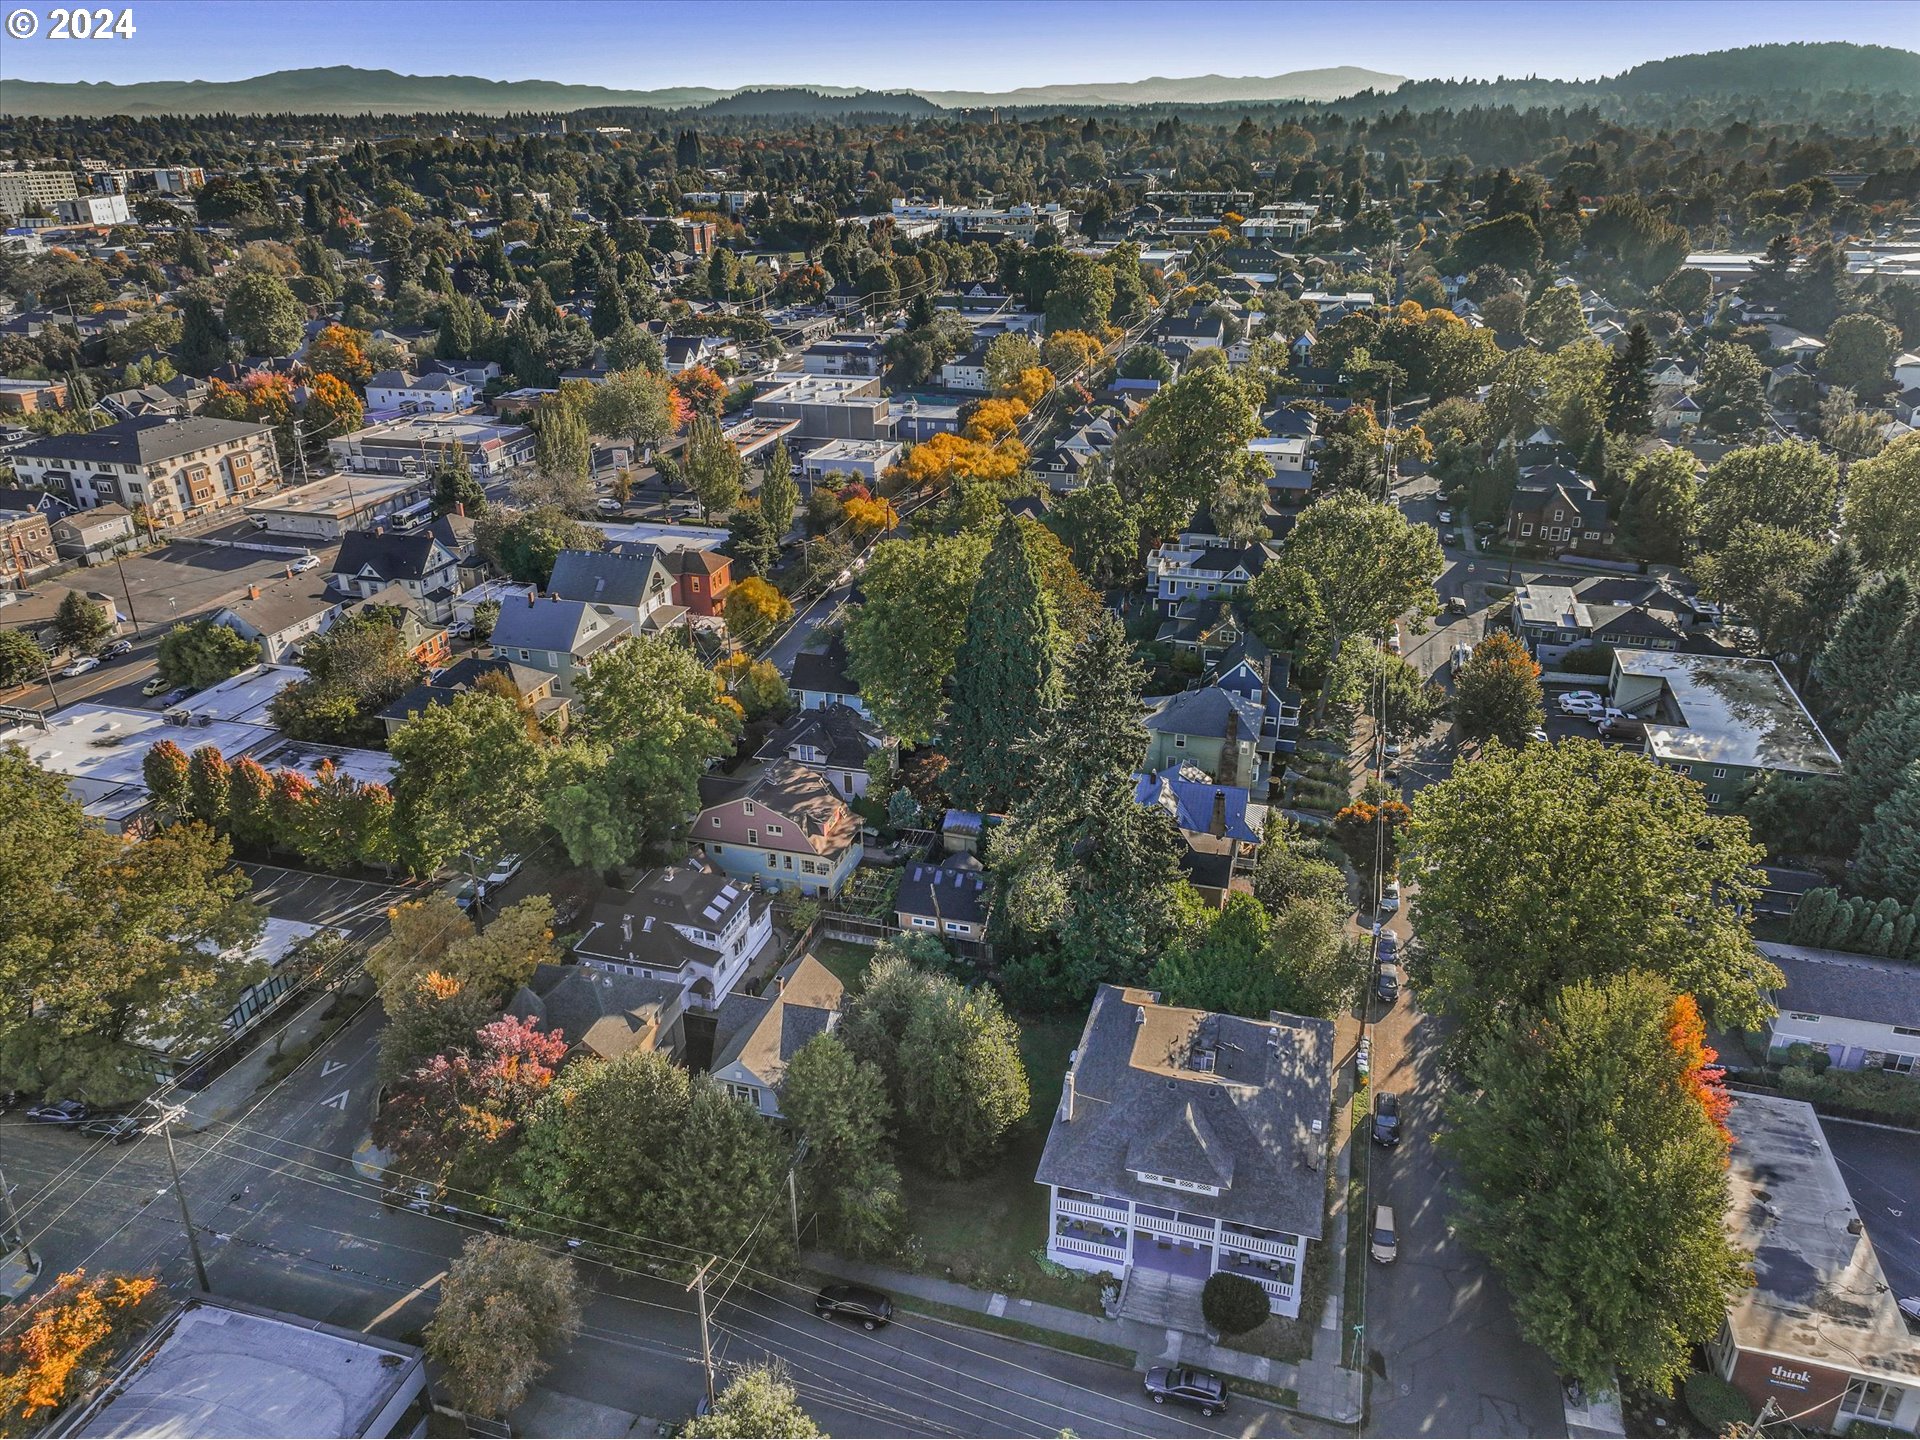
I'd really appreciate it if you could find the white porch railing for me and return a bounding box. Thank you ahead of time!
[1052,1236,1126,1265]
[1134,1211,1215,1243]
[1220,1230,1298,1261]
[1056,1196,1129,1223]
[1254,1274,1297,1304]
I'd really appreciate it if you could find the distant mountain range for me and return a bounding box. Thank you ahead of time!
[0,64,1402,118]
[1,45,1913,120]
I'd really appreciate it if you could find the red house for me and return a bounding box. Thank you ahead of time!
[663,548,733,617]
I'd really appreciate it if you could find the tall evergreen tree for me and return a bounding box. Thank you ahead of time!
[1789,540,1864,683]
[1602,322,1652,436]
[946,514,1060,811]
[1857,763,1920,900]
[1814,572,1915,738]
[589,272,629,339]
[177,293,229,375]
[759,441,799,544]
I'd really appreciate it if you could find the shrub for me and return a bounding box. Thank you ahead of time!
[1557,644,1615,677]
[1682,1372,1753,1434]
[1201,1271,1271,1337]
[1776,1064,1920,1124]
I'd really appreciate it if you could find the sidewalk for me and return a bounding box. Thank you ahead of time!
[803,1252,1364,1425]
[176,985,348,1132]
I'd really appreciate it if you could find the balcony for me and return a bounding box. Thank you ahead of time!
[1051,1234,1126,1266]
[1221,1227,1298,1261]
[1056,1195,1128,1224]
[1133,1210,1215,1244]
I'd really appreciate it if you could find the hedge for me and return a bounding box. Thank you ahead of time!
[1682,1372,1753,1434]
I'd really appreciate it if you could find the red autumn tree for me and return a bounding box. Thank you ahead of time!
[1667,993,1732,1143]
[672,364,727,419]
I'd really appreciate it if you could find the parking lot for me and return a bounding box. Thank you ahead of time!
[1821,1117,1920,1306]
[235,862,431,941]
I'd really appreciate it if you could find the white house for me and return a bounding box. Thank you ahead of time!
[572,861,777,1013]
[365,370,475,414]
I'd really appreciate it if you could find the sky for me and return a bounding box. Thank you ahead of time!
[1,0,1913,90]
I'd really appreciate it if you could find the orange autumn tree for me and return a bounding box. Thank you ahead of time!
[304,371,364,439]
[0,1270,161,1429]
[1667,992,1733,1144]
[1007,365,1054,409]
[305,323,371,387]
[842,494,899,536]
[962,397,1028,444]
[671,364,726,419]
[902,431,1028,495]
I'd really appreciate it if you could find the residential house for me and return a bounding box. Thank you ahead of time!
[10,415,280,524]
[421,357,503,389]
[658,546,733,619]
[346,585,451,667]
[1134,762,1267,904]
[799,333,888,378]
[1508,578,1691,666]
[789,638,866,715]
[548,546,683,634]
[213,575,345,663]
[1211,650,1303,755]
[663,334,737,375]
[1156,600,1256,669]
[489,594,631,699]
[1608,649,1842,805]
[1247,436,1314,503]
[364,369,475,413]
[939,341,992,394]
[1756,942,1920,1074]
[1146,528,1270,614]
[894,855,992,949]
[696,760,864,897]
[1037,984,1335,1318]
[571,861,777,1014]
[508,962,686,1061]
[1893,351,1920,393]
[99,375,208,421]
[0,506,56,584]
[49,503,136,561]
[1505,464,1616,552]
[1709,1093,1920,1434]
[755,702,890,800]
[329,526,461,621]
[379,655,566,740]
[1144,684,1275,788]
[708,953,848,1117]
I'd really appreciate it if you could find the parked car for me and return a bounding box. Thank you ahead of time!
[1378,880,1402,913]
[102,639,133,659]
[595,497,623,515]
[1587,707,1626,728]
[1436,509,1453,525]
[1373,925,1400,959]
[141,675,171,695]
[1441,530,1461,547]
[1385,631,1402,654]
[485,853,525,889]
[1599,716,1646,741]
[1370,1205,1399,1263]
[61,655,100,677]
[80,1114,144,1145]
[155,687,193,708]
[290,554,321,574]
[1144,1367,1229,1418]
[1376,961,1400,1004]
[443,876,479,913]
[1528,727,1551,744]
[1448,595,1469,616]
[814,1284,894,1331]
[26,1100,89,1128]
[1371,1092,1402,1147]
[1557,694,1602,716]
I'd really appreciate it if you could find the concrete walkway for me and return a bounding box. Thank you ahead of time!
[803,1252,1364,1425]
[177,985,349,1131]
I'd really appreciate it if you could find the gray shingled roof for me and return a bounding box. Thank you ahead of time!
[1759,942,1920,1029]
[1036,985,1335,1237]
[14,414,269,467]
[505,963,681,1061]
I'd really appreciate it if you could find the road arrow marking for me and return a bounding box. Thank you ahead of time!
[320,1091,350,1112]
[320,1059,347,1076]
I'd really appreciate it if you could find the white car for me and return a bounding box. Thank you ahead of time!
[1558,697,1601,717]
[485,853,525,889]
[61,655,100,677]
[1436,509,1453,524]
[1385,632,1403,654]
[1379,881,1402,913]
[1559,690,1603,706]
[1589,707,1626,727]
[595,497,623,515]
[1528,727,1551,744]
[290,555,321,574]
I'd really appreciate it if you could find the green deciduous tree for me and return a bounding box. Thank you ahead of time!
[760,442,800,542]
[156,618,264,690]
[683,412,744,521]
[1840,432,1920,573]
[1448,972,1746,1392]
[946,513,1061,811]
[1526,284,1589,351]
[844,529,991,745]
[1453,632,1545,749]
[0,630,44,688]
[780,1033,904,1256]
[1820,312,1901,393]
[52,590,112,654]
[390,691,550,876]
[268,611,422,746]
[223,269,303,356]
[425,1235,582,1418]
[840,946,1030,1178]
[475,504,605,587]
[684,1363,824,1440]
[1695,342,1769,437]
[1048,479,1139,589]
[1693,523,1824,655]
[501,1049,791,1263]
[1111,368,1265,537]
[1406,739,1778,1037]
[0,752,263,1102]
[1698,439,1840,549]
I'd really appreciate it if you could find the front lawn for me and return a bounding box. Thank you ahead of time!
[896,1012,1107,1314]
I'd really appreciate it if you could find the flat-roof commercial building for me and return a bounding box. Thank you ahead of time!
[58,1295,429,1438]
[1708,1094,1920,1434]
[753,374,891,441]
[1607,649,1841,805]
[328,413,533,478]
[242,470,429,540]
[801,438,902,485]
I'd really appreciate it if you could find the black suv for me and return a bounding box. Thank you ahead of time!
[814,1284,894,1331]
[1372,1092,1402,1148]
[1144,1366,1229,1417]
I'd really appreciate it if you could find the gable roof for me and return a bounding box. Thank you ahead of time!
[756,702,884,771]
[896,858,991,926]
[1036,985,1335,1236]
[14,414,269,467]
[1133,764,1263,843]
[490,597,627,656]
[332,528,450,584]
[548,547,674,610]
[1759,942,1920,1030]
[700,760,859,852]
[505,963,680,1061]
[1146,685,1264,742]
[789,638,858,698]
[710,952,846,1092]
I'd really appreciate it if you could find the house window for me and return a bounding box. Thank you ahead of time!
[1521,523,1534,537]
[766,852,779,866]
[767,824,783,836]
[910,916,937,929]
[747,829,757,845]
[1712,767,1726,778]
[783,855,793,869]
[711,816,722,827]
[744,801,756,817]
[1895,1026,1920,1038]
[1678,765,1692,776]
[518,649,530,661]
[1788,1012,1823,1023]
[944,921,966,934]
[1553,510,1565,522]
[1876,1052,1916,1074]
[711,844,724,855]
[1174,735,1186,748]
[1706,793,1720,805]
[1842,1379,1904,1425]
[725,1082,762,1108]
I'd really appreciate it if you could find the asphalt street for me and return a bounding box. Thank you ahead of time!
[1821,1118,1920,1306]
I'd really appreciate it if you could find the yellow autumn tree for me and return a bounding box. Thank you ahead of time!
[842,494,900,536]
[0,1270,161,1429]
[723,575,793,649]
[1008,366,1055,409]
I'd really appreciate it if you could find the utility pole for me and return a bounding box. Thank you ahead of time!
[686,1257,717,1410]
[0,1144,37,1274]
[157,1107,211,1292]
[785,1137,810,1250]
